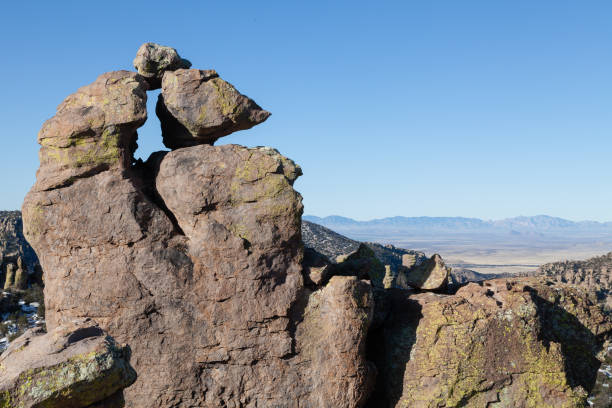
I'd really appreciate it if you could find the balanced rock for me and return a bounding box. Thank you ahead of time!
[36,70,148,191]
[133,42,191,89]
[369,278,610,407]
[156,69,271,148]
[399,253,449,290]
[22,53,374,406]
[0,322,136,408]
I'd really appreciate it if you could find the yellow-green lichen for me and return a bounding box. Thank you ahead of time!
[210,78,240,117]
[2,342,135,408]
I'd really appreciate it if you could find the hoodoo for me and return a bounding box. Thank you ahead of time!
[3,43,611,408]
[19,43,374,407]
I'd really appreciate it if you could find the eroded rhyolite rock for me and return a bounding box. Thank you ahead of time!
[133,42,191,89]
[398,253,449,290]
[302,246,333,286]
[369,278,612,407]
[22,60,373,405]
[296,276,375,407]
[3,263,15,290]
[36,70,148,191]
[0,322,135,408]
[334,244,386,288]
[156,68,271,148]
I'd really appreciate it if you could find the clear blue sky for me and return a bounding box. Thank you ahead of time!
[1,1,611,221]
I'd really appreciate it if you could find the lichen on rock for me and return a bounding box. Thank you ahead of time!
[367,278,612,407]
[156,69,271,148]
[0,323,135,408]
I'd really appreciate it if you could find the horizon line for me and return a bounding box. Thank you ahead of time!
[304,214,612,224]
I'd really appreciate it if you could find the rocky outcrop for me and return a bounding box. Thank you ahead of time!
[13,257,28,290]
[156,69,271,148]
[397,253,450,291]
[16,42,612,408]
[334,244,387,288]
[0,322,135,408]
[301,220,427,270]
[3,263,15,290]
[20,43,374,408]
[539,252,612,309]
[0,211,39,288]
[367,278,612,407]
[133,42,191,89]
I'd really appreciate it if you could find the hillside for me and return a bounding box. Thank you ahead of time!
[302,220,427,270]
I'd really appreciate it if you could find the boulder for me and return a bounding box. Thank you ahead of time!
[35,70,148,191]
[398,253,449,290]
[333,243,387,288]
[133,42,191,89]
[367,278,612,407]
[296,276,376,407]
[0,322,136,408]
[303,246,333,287]
[156,69,271,148]
[3,263,14,290]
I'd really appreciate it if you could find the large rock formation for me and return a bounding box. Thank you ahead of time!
[0,211,39,288]
[367,278,612,407]
[0,322,135,408]
[14,42,612,408]
[21,44,374,407]
[539,252,612,309]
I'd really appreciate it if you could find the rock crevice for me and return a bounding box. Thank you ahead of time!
[19,43,375,408]
[9,42,612,408]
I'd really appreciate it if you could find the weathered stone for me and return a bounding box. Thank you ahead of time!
[303,246,333,287]
[333,243,387,288]
[296,276,376,407]
[401,253,417,268]
[382,265,394,289]
[3,263,14,290]
[0,211,39,277]
[156,69,271,148]
[0,322,136,408]
[399,253,449,290]
[368,278,612,407]
[13,256,27,290]
[35,70,148,191]
[24,118,373,408]
[133,42,191,90]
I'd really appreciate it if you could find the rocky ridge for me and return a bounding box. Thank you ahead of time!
[0,211,40,290]
[539,252,612,310]
[3,43,611,407]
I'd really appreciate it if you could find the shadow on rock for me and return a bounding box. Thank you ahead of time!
[365,288,422,407]
[527,285,610,393]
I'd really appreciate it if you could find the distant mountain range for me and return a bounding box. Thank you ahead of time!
[303,215,612,235]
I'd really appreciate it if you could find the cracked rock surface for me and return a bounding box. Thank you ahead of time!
[20,44,374,408]
[15,42,612,408]
[367,278,612,407]
[0,321,135,408]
